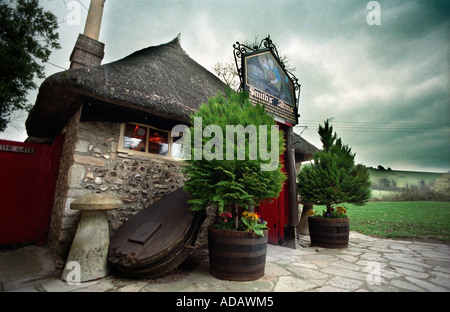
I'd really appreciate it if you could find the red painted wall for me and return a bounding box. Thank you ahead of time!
[0,135,63,245]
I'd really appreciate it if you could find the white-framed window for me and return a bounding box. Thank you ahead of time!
[118,122,183,160]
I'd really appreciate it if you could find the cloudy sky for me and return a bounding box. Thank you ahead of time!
[2,0,449,172]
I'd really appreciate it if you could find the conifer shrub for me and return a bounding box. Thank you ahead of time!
[297,119,371,218]
[182,89,286,233]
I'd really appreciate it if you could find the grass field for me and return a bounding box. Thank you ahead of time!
[312,201,450,242]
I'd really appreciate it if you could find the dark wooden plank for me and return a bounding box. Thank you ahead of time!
[109,187,192,257]
[128,221,162,244]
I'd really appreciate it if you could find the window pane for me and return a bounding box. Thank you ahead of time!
[148,129,168,156]
[171,132,184,159]
[123,124,146,152]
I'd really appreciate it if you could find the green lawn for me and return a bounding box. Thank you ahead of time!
[312,201,450,241]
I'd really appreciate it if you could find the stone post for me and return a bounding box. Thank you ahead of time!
[61,193,122,283]
[298,203,313,235]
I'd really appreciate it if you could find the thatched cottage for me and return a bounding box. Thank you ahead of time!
[25,35,228,262]
[25,34,317,266]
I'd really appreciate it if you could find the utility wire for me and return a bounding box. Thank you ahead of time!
[77,0,89,11]
[296,121,450,133]
[46,61,67,70]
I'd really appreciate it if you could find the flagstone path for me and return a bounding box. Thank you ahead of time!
[4,232,450,292]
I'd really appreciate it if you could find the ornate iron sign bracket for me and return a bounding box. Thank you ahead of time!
[233,36,301,125]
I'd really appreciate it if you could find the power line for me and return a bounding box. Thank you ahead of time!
[299,120,450,127]
[296,120,450,133]
[46,61,67,70]
[62,0,88,12]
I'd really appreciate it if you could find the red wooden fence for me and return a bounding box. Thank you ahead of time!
[0,135,63,245]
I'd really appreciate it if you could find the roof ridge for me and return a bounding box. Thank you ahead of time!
[117,34,183,61]
[169,33,182,47]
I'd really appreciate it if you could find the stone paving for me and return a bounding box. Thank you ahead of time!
[4,232,450,292]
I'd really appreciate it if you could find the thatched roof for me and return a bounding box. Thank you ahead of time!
[292,132,319,162]
[26,35,227,138]
[25,35,318,159]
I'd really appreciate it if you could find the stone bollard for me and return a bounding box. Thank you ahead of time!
[298,203,313,235]
[61,193,122,283]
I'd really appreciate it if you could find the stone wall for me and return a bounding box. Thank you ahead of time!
[52,121,187,264]
[47,104,82,265]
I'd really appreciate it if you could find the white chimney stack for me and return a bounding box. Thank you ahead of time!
[69,0,106,68]
[83,0,106,40]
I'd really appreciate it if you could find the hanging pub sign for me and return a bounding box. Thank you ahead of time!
[243,50,297,125]
[234,36,300,126]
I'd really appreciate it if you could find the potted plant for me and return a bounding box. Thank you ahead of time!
[297,119,371,248]
[183,89,286,281]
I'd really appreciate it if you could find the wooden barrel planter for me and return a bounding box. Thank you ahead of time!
[308,217,349,249]
[208,227,268,281]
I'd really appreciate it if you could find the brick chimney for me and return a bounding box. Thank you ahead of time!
[70,0,106,68]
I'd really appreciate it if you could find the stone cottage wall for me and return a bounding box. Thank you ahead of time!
[47,105,81,265]
[51,121,187,264]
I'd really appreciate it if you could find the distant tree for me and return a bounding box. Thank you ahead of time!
[379,178,390,190]
[431,173,450,197]
[419,179,426,189]
[212,62,240,91]
[377,165,386,171]
[391,179,397,189]
[0,0,60,131]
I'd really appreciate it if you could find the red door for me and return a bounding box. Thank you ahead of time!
[0,135,63,245]
[258,198,279,244]
[257,152,288,245]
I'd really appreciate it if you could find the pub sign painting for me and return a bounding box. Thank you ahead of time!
[243,50,298,125]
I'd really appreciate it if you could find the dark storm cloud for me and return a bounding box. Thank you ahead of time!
[288,0,449,172]
[110,0,450,172]
[380,0,450,40]
[3,0,448,172]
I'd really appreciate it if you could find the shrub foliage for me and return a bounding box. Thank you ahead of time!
[297,119,371,214]
[183,89,286,213]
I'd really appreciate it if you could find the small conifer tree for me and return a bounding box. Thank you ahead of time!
[183,89,286,229]
[297,119,371,216]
